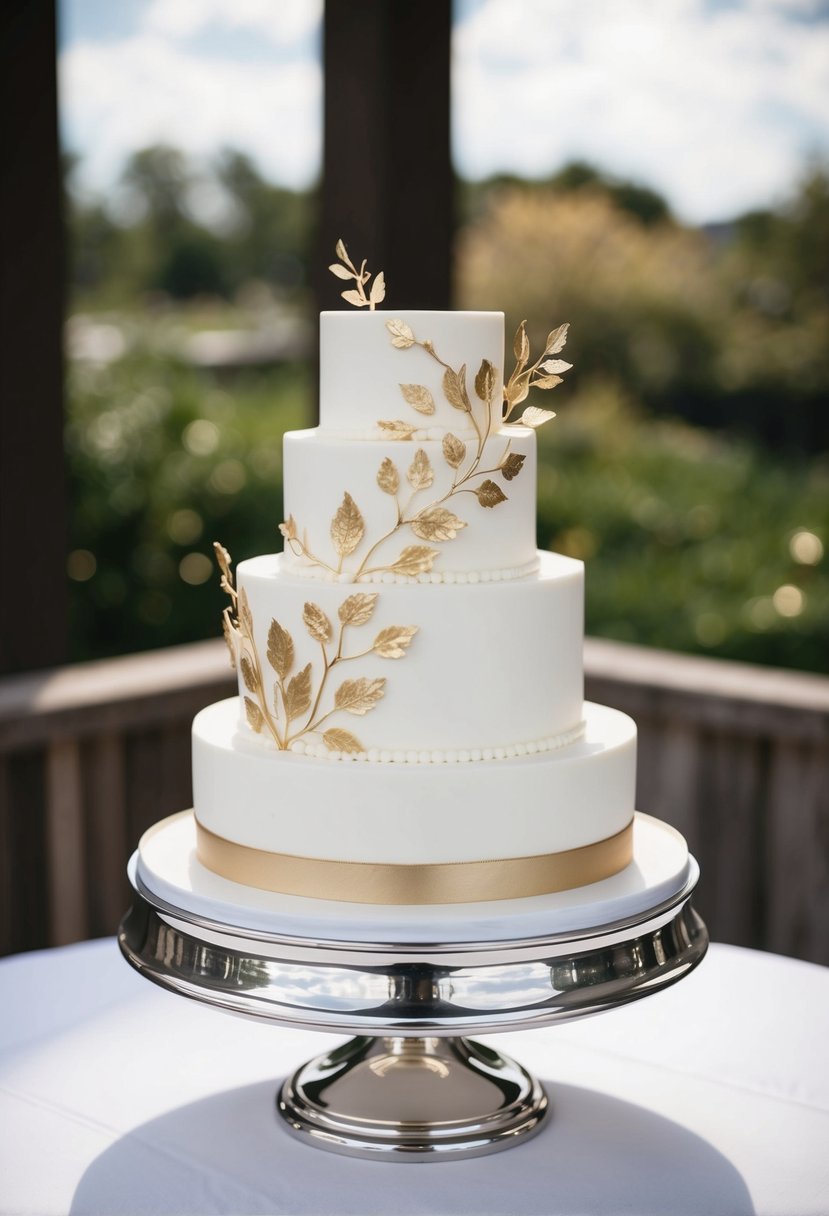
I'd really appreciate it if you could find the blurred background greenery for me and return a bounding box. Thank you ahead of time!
[65,146,828,672]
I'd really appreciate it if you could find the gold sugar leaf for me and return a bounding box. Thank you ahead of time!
[331,492,365,556]
[540,358,572,375]
[285,663,312,721]
[369,271,386,307]
[534,374,564,390]
[474,358,496,403]
[244,697,264,733]
[475,479,508,508]
[442,364,471,412]
[339,592,378,626]
[407,448,434,491]
[378,420,416,441]
[267,619,294,679]
[335,237,349,264]
[373,625,419,658]
[389,545,440,576]
[386,318,416,349]
[545,322,569,355]
[342,288,367,308]
[279,515,298,542]
[442,432,466,469]
[334,676,386,715]
[501,452,526,481]
[505,370,531,408]
[239,586,253,634]
[329,263,352,280]
[213,541,232,580]
[514,320,530,365]
[521,406,557,429]
[399,384,436,415]
[240,654,259,693]
[323,728,364,754]
[411,506,467,542]
[222,611,237,669]
[303,602,332,644]
[377,457,400,495]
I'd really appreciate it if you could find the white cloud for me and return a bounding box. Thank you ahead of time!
[60,31,321,191]
[453,0,829,221]
[142,0,322,47]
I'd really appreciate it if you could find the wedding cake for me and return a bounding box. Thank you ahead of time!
[190,243,638,906]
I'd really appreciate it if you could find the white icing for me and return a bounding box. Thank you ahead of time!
[282,428,538,578]
[319,310,505,434]
[284,719,585,762]
[280,557,541,585]
[193,698,636,865]
[234,549,584,751]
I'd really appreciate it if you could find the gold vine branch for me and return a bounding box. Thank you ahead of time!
[502,319,572,427]
[329,238,385,311]
[215,543,417,753]
[280,323,524,579]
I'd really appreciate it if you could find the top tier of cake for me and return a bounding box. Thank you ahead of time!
[319,310,505,436]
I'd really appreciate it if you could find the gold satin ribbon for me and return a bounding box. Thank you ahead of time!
[195,818,634,904]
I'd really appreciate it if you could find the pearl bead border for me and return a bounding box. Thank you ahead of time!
[283,557,541,586]
[287,720,587,764]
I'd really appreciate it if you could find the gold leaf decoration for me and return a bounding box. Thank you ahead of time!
[505,370,531,408]
[267,619,294,679]
[279,515,298,542]
[521,406,557,429]
[442,364,470,412]
[514,320,530,365]
[399,383,435,415]
[339,592,378,626]
[334,676,386,715]
[328,262,352,280]
[378,419,416,441]
[245,697,264,733]
[331,491,365,557]
[411,506,467,542]
[222,612,237,669]
[474,358,496,403]
[335,237,348,263]
[407,448,434,491]
[369,271,386,307]
[442,432,466,469]
[341,288,367,309]
[501,452,526,481]
[546,322,569,354]
[476,479,508,508]
[213,541,232,580]
[239,586,253,634]
[285,663,312,721]
[388,545,440,576]
[240,655,259,693]
[541,358,573,375]
[323,728,364,754]
[385,318,415,349]
[373,625,419,658]
[377,457,400,495]
[534,373,563,390]
[303,602,332,644]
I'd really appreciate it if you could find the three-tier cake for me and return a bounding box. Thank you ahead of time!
[186,250,640,906]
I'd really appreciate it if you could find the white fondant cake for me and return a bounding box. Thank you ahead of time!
[186,293,647,904]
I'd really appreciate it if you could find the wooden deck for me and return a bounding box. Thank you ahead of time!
[1,638,827,962]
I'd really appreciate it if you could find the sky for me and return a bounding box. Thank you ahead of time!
[59,0,829,224]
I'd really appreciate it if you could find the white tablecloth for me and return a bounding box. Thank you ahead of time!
[0,938,826,1215]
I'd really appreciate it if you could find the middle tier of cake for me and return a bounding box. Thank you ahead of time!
[232,550,584,755]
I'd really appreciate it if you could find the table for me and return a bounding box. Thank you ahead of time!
[1,938,827,1215]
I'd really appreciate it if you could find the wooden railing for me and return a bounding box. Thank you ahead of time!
[1,638,827,963]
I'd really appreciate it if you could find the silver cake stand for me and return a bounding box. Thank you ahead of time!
[118,821,708,1163]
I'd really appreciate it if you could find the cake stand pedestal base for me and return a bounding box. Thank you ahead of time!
[278,1034,547,1161]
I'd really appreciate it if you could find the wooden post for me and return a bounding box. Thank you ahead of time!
[317,0,454,312]
[0,3,68,674]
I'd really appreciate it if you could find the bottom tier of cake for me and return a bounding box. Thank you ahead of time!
[191,697,637,902]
